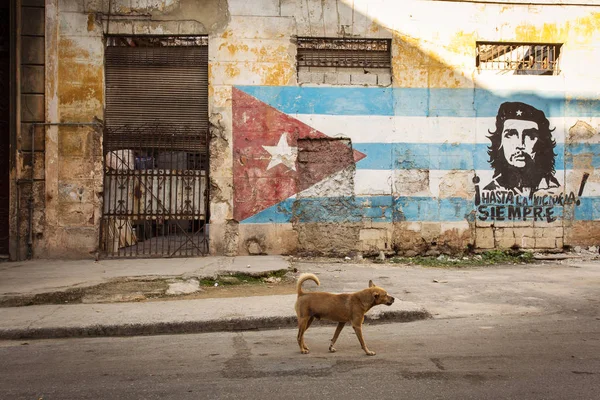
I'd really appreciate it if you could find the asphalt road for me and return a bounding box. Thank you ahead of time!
[1,314,598,400]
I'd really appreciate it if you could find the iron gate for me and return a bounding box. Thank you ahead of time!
[100,36,209,258]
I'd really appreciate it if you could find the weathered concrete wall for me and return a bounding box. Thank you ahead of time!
[229,0,600,256]
[39,0,600,257]
[39,0,230,258]
[39,0,104,258]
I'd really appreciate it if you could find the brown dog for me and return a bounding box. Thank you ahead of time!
[294,273,395,356]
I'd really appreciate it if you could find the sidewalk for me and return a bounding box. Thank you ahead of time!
[1,255,599,340]
[0,256,289,296]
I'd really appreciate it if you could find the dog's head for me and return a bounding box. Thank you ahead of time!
[368,280,395,306]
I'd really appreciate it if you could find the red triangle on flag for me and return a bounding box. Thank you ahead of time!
[233,88,366,222]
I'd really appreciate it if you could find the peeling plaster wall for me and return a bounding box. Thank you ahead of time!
[214,4,298,255]
[38,0,105,258]
[41,0,230,258]
[41,0,600,258]
[230,0,600,256]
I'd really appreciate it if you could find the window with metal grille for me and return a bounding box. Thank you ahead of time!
[297,37,391,69]
[476,42,562,75]
[296,37,392,86]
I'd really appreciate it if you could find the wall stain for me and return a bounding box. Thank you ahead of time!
[258,62,294,86]
[447,30,477,56]
[225,63,241,78]
[57,38,103,107]
[515,13,600,43]
[87,14,95,32]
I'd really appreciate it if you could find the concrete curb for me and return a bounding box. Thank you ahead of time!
[0,309,432,340]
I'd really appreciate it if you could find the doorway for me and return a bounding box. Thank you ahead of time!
[100,36,210,258]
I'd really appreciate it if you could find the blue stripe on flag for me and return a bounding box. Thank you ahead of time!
[575,197,600,221]
[565,143,600,169]
[352,143,598,170]
[242,195,600,223]
[236,86,600,117]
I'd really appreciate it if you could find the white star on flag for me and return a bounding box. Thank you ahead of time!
[263,133,298,171]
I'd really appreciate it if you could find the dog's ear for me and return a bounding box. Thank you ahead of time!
[369,280,375,287]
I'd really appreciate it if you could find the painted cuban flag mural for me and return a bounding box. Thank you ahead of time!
[233,85,600,227]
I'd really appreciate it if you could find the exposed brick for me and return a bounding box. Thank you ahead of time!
[377,72,392,87]
[514,227,535,239]
[297,70,312,83]
[475,227,494,249]
[324,72,338,85]
[308,71,325,84]
[538,226,563,238]
[535,237,557,249]
[351,72,378,86]
[555,236,564,249]
[297,69,324,85]
[337,72,351,85]
[520,235,536,248]
[496,235,517,248]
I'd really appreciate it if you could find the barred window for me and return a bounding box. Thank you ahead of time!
[476,42,562,76]
[296,37,392,86]
[297,37,391,68]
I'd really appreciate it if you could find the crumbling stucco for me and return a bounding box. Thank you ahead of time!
[19,0,600,259]
[294,222,362,257]
[568,120,598,143]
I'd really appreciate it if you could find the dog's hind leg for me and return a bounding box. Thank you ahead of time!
[352,322,375,356]
[297,316,313,354]
[303,316,315,352]
[329,322,345,353]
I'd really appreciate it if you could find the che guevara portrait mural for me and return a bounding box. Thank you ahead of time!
[475,101,588,223]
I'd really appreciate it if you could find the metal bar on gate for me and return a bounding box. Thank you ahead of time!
[103,38,208,258]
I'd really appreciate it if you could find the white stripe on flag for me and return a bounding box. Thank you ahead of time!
[352,169,574,198]
[293,114,599,144]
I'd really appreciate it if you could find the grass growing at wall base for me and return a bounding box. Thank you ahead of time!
[199,269,290,287]
[388,250,535,267]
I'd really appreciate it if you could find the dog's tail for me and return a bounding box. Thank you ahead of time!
[297,273,320,296]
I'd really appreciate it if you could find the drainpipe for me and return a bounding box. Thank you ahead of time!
[17,121,102,260]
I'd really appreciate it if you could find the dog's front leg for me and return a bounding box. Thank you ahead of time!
[329,322,345,352]
[352,324,375,356]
